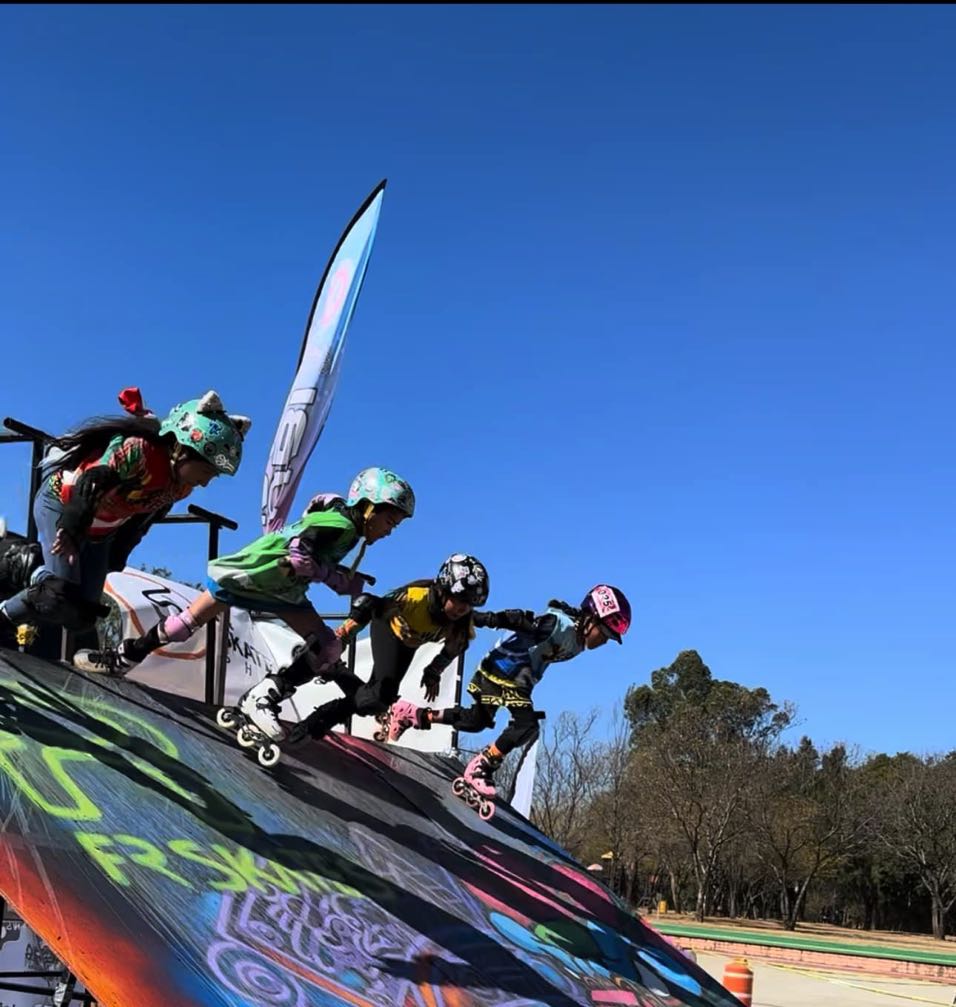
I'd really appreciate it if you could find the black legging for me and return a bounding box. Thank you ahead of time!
[437,700,543,756]
[297,617,417,737]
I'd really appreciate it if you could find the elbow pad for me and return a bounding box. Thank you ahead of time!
[58,465,121,539]
[349,592,383,625]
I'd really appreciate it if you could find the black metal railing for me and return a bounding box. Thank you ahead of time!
[0,897,96,1005]
[158,504,238,703]
[0,416,51,542]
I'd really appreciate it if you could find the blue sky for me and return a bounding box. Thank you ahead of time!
[2,5,954,757]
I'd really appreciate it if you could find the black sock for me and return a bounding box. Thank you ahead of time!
[123,623,162,663]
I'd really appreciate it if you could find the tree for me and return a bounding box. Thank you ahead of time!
[577,710,651,903]
[531,710,608,853]
[878,752,956,940]
[750,740,870,930]
[833,754,924,932]
[623,651,793,921]
[625,650,792,747]
[634,704,769,921]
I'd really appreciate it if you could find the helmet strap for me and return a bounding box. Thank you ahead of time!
[578,614,595,641]
[170,440,203,464]
[346,539,368,577]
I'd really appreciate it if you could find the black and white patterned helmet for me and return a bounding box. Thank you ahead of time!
[436,553,489,607]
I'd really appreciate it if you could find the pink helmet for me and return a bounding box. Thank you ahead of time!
[582,584,631,643]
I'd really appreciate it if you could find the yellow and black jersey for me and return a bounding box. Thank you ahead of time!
[382,581,476,652]
[340,582,532,680]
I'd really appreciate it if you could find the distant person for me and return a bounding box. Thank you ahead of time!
[0,388,249,636]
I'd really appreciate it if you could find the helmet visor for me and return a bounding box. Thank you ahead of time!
[601,611,630,641]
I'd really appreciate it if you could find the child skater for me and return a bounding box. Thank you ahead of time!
[387,584,632,801]
[73,467,415,743]
[287,554,534,743]
[0,389,249,636]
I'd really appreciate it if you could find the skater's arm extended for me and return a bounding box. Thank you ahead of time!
[473,608,537,634]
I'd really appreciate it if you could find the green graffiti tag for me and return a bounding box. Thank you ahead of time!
[0,673,214,817]
[0,672,363,904]
[0,735,101,820]
[73,831,362,900]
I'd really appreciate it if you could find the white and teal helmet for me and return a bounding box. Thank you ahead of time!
[347,467,416,518]
[159,391,251,476]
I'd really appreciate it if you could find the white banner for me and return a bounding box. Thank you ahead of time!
[508,737,539,818]
[104,569,455,751]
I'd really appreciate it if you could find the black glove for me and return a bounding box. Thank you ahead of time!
[477,608,536,632]
[349,592,384,625]
[315,659,349,685]
[421,669,442,703]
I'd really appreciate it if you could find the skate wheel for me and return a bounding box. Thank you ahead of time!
[373,730,386,743]
[466,789,480,808]
[452,778,467,796]
[216,708,238,729]
[479,801,495,821]
[258,745,280,768]
[237,727,258,748]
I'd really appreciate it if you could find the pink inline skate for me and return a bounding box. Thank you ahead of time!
[452,748,501,820]
[385,699,423,743]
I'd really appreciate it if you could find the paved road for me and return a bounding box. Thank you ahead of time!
[695,951,956,1007]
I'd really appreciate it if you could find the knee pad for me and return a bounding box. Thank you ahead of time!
[475,704,497,730]
[305,632,343,672]
[158,609,200,644]
[509,717,541,750]
[0,540,42,594]
[26,578,108,631]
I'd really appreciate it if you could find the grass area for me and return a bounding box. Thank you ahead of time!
[641,913,956,960]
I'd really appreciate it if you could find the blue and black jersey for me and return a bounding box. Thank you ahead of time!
[468,607,584,706]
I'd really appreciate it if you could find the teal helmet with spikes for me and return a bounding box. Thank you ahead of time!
[159,391,251,476]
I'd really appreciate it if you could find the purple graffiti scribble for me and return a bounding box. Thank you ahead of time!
[207,938,307,1007]
[212,883,416,1007]
[199,831,719,1007]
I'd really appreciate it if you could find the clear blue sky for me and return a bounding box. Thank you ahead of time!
[2,5,954,757]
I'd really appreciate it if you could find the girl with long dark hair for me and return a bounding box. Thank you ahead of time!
[0,388,250,635]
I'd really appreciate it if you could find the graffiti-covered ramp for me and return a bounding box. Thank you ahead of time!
[0,650,740,1007]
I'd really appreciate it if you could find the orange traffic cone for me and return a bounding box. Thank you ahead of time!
[722,958,753,1005]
